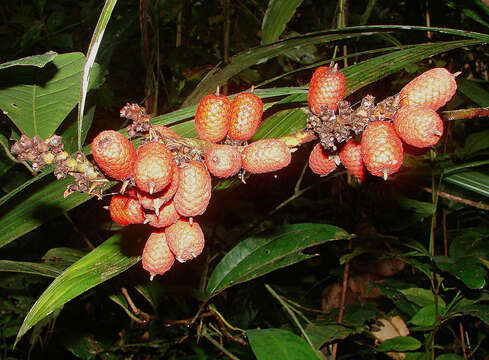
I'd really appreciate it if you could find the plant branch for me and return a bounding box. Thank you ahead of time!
[421,187,489,211]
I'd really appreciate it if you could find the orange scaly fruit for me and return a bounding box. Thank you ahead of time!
[137,168,180,214]
[142,230,175,280]
[91,130,136,180]
[308,64,346,114]
[241,139,291,174]
[173,161,212,217]
[109,194,145,226]
[308,143,338,176]
[204,144,242,178]
[145,200,180,228]
[399,67,457,110]
[194,93,231,143]
[165,219,205,263]
[361,121,403,180]
[339,140,365,181]
[133,142,175,194]
[228,92,263,141]
[393,105,444,148]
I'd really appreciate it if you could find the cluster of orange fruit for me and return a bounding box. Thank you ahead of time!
[90,66,457,279]
[306,66,457,180]
[91,89,294,279]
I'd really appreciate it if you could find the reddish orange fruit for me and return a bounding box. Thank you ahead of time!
[142,230,175,280]
[165,219,205,263]
[204,144,242,178]
[339,140,365,181]
[194,93,231,143]
[308,64,346,114]
[145,200,180,228]
[133,142,175,194]
[228,92,263,141]
[241,139,291,174]
[109,194,145,226]
[308,143,338,176]
[91,130,136,180]
[361,121,403,180]
[393,105,444,148]
[399,67,457,110]
[137,168,180,214]
[173,161,212,217]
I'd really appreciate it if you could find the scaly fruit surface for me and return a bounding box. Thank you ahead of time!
[228,92,263,140]
[241,139,291,174]
[308,143,338,176]
[339,140,365,181]
[308,64,346,114]
[205,144,242,178]
[165,219,205,263]
[137,168,180,214]
[393,105,444,148]
[134,142,175,194]
[399,67,457,110]
[194,93,231,143]
[173,161,212,217]
[142,230,175,280]
[361,121,403,180]
[91,130,136,180]
[145,200,180,228]
[109,195,145,226]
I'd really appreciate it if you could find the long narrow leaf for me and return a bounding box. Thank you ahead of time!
[261,0,304,45]
[15,229,144,345]
[78,0,118,150]
[184,25,489,105]
[0,260,62,278]
[444,171,489,197]
[0,51,57,70]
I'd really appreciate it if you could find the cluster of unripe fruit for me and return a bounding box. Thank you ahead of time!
[306,65,457,181]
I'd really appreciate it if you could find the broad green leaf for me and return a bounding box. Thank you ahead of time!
[77,0,117,150]
[0,175,95,248]
[61,104,96,154]
[444,171,489,197]
[305,324,359,350]
[0,51,58,70]
[455,128,489,159]
[261,0,304,45]
[410,304,446,326]
[0,260,62,278]
[205,223,353,297]
[399,288,446,308]
[458,304,489,326]
[433,256,486,289]
[252,108,307,141]
[457,79,489,107]
[247,328,318,360]
[15,229,144,345]
[377,336,422,352]
[0,52,102,139]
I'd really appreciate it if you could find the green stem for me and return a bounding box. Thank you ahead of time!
[203,331,241,360]
[265,284,315,350]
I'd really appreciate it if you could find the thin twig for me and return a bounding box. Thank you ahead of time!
[121,287,152,322]
[279,295,328,314]
[332,239,352,359]
[163,311,213,327]
[441,107,489,121]
[459,321,468,359]
[209,306,248,346]
[265,284,315,350]
[421,187,489,211]
[203,330,241,360]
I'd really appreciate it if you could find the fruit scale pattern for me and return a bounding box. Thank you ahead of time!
[10,66,457,279]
